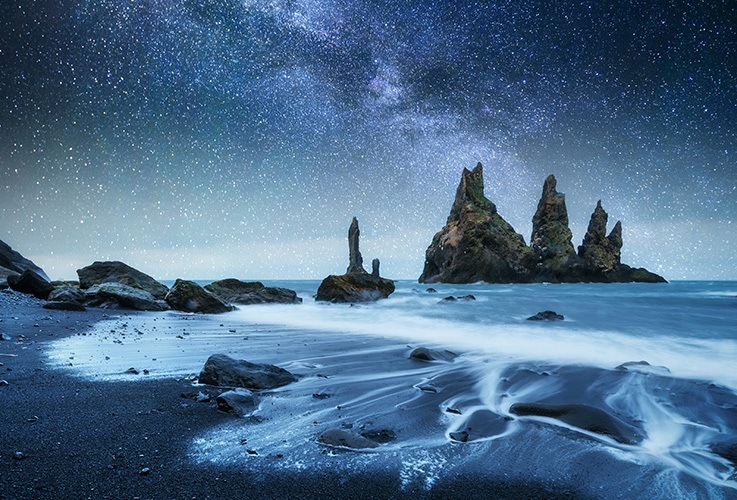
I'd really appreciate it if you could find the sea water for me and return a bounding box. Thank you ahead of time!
[45,281,737,497]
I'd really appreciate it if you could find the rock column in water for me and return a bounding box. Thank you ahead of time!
[346,217,367,274]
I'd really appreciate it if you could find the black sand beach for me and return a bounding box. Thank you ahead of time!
[0,290,578,500]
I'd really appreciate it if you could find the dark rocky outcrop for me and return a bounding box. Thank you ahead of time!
[0,266,20,290]
[48,286,85,303]
[527,310,564,321]
[409,347,458,362]
[317,429,380,450]
[8,270,55,299]
[215,389,258,417]
[509,402,642,445]
[316,218,395,303]
[204,279,301,305]
[198,354,297,389]
[419,163,531,284]
[84,283,167,311]
[77,261,169,299]
[165,279,233,314]
[419,164,666,284]
[530,175,577,281]
[0,239,50,281]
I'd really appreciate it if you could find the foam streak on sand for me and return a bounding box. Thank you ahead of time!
[44,281,737,497]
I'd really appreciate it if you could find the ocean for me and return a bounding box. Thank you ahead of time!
[46,280,737,498]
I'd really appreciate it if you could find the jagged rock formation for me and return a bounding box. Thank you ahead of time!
[530,175,577,281]
[77,261,169,299]
[419,163,531,283]
[204,279,301,305]
[0,239,50,281]
[346,217,366,274]
[316,218,395,302]
[419,163,666,284]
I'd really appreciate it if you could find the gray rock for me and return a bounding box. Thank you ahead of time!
[77,261,169,299]
[84,283,166,311]
[166,279,233,314]
[371,258,380,277]
[527,310,564,321]
[318,429,380,449]
[43,301,86,311]
[8,270,54,299]
[198,354,297,389]
[48,285,85,303]
[204,279,301,305]
[216,388,258,417]
[409,347,458,362]
[0,239,49,281]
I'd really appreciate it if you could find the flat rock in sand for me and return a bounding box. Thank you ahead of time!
[318,429,379,449]
[198,354,297,390]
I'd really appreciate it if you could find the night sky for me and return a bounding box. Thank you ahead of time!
[1,0,735,280]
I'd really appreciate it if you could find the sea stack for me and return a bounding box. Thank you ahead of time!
[419,163,666,284]
[316,218,395,302]
[419,163,531,283]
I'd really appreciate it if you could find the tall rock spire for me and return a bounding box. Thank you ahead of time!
[346,217,367,274]
[530,175,576,276]
[578,201,623,273]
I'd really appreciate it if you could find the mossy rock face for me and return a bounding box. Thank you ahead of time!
[315,273,395,303]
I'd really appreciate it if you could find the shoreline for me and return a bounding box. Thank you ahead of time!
[0,292,579,499]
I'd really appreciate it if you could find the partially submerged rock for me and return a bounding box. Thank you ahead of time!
[317,429,380,450]
[198,354,297,389]
[8,270,54,299]
[409,347,458,362]
[216,388,258,417]
[84,283,166,311]
[316,218,395,303]
[615,360,671,375]
[527,310,564,321]
[77,261,169,299]
[204,279,301,305]
[509,402,641,445]
[166,279,233,314]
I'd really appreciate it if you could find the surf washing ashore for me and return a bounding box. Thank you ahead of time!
[7,280,729,498]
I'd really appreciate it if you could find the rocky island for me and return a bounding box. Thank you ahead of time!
[420,163,665,284]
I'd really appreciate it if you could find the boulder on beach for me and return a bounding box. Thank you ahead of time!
[215,388,258,417]
[77,261,169,299]
[315,218,395,303]
[198,354,297,389]
[43,301,86,311]
[48,285,85,303]
[527,310,564,321]
[204,279,301,305]
[8,270,55,299]
[509,402,642,445]
[0,266,20,290]
[0,239,50,281]
[165,279,233,314]
[317,429,380,450]
[409,347,458,362]
[84,282,167,311]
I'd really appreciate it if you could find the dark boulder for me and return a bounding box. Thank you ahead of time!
[198,354,297,389]
[43,301,86,311]
[84,283,167,311]
[409,347,458,362]
[8,270,55,299]
[48,285,85,303]
[166,279,233,314]
[204,279,301,305]
[77,261,169,299]
[215,389,258,417]
[0,266,20,290]
[509,402,642,444]
[0,239,50,281]
[318,429,380,449]
[316,273,395,303]
[527,310,564,321]
[419,163,531,284]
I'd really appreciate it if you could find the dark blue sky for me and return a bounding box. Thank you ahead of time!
[1,0,735,280]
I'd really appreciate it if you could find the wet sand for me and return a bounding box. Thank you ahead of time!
[0,293,576,499]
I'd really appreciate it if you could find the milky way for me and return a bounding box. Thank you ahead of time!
[1,0,735,279]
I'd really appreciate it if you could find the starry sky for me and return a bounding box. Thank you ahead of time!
[1,0,735,281]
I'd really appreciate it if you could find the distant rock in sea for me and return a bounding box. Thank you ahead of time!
[165,279,233,314]
[316,218,395,303]
[419,163,666,284]
[0,239,50,282]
